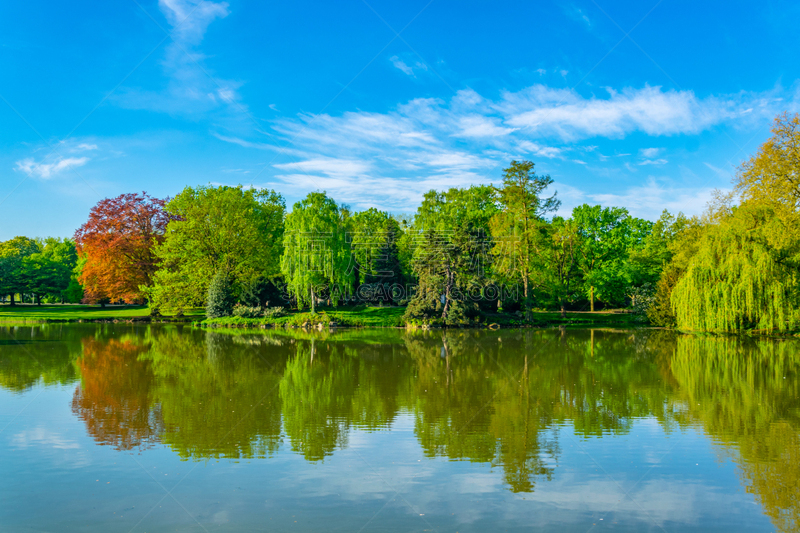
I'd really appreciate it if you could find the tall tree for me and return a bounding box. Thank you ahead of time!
[404,223,491,324]
[281,192,352,313]
[149,185,285,314]
[75,193,171,304]
[490,160,560,318]
[668,113,800,332]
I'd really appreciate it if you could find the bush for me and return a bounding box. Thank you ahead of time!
[232,304,263,318]
[263,306,286,319]
[206,272,235,318]
[628,283,656,323]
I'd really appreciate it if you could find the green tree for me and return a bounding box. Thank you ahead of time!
[349,208,404,294]
[541,217,582,317]
[490,160,560,318]
[148,185,285,314]
[404,223,491,325]
[671,203,800,331]
[281,192,352,313]
[0,236,40,305]
[572,204,649,310]
[21,238,78,304]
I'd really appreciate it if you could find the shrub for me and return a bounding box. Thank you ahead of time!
[206,272,235,318]
[232,304,263,318]
[263,306,286,319]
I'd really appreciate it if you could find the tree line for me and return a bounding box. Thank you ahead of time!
[2,112,798,331]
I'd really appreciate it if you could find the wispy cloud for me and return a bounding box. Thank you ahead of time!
[115,0,241,117]
[15,156,89,179]
[226,81,792,215]
[390,54,429,78]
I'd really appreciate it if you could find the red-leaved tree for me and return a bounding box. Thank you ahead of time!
[75,192,172,304]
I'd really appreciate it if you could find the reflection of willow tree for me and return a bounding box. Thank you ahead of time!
[141,328,284,460]
[0,325,82,391]
[279,339,358,461]
[71,335,161,450]
[669,336,800,533]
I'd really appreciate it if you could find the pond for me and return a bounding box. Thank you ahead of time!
[0,324,798,532]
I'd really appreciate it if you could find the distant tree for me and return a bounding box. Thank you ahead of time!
[21,238,77,304]
[541,217,582,317]
[0,236,40,305]
[148,185,285,314]
[490,161,560,318]
[571,204,648,310]
[281,192,352,313]
[75,193,171,304]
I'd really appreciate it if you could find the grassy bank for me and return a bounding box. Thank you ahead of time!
[0,304,202,323]
[201,305,640,329]
[0,303,640,328]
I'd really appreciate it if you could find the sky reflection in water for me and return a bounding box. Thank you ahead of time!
[0,325,798,532]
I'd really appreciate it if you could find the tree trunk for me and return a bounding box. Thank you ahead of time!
[36,294,41,306]
[560,302,566,318]
[310,285,316,314]
[523,275,530,321]
[9,293,15,306]
[590,286,594,312]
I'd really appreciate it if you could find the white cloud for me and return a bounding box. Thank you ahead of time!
[639,147,662,158]
[74,143,98,152]
[116,0,240,116]
[390,55,414,76]
[585,178,722,219]
[15,156,89,179]
[240,82,791,215]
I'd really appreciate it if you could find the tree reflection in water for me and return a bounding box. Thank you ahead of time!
[1,325,799,532]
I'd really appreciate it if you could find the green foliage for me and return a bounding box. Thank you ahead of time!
[206,271,235,319]
[403,224,490,325]
[540,217,582,315]
[281,192,353,312]
[572,204,652,308]
[671,204,800,332]
[149,185,285,313]
[263,306,286,319]
[350,209,402,283]
[490,160,560,316]
[232,304,263,318]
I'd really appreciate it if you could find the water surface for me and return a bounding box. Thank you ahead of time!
[1,325,798,532]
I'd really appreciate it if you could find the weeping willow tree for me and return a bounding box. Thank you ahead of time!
[281,192,353,312]
[670,113,800,332]
[671,203,800,332]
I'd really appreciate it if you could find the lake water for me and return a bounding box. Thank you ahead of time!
[1,325,798,532]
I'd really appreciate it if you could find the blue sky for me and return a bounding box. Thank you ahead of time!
[1,0,799,240]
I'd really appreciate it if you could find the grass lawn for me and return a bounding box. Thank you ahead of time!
[0,304,204,323]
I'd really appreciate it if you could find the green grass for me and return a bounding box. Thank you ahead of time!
[0,304,204,323]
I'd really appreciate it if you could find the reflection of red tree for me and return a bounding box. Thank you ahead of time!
[71,338,161,450]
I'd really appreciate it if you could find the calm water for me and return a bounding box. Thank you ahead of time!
[1,325,798,532]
